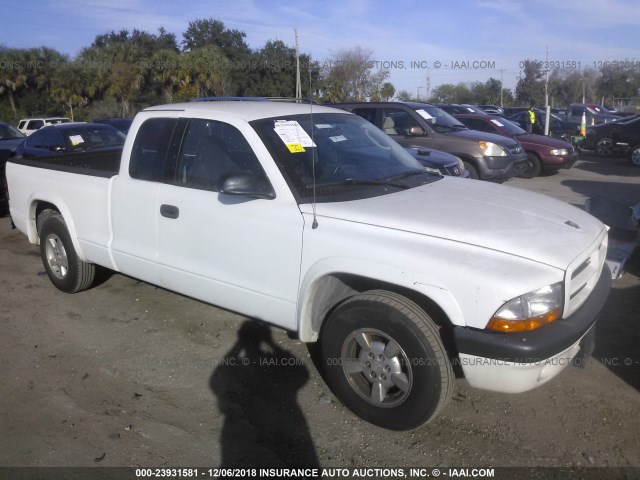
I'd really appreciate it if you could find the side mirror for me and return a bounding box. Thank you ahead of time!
[409,126,426,136]
[218,172,275,200]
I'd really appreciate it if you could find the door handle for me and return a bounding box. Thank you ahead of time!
[160,204,179,219]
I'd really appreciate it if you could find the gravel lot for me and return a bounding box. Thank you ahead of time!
[1,151,639,474]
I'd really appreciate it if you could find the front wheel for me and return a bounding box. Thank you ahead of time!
[38,210,95,293]
[630,145,640,167]
[320,290,454,430]
[595,137,613,156]
[519,153,542,179]
[462,161,479,180]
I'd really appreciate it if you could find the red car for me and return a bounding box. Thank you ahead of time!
[454,114,578,178]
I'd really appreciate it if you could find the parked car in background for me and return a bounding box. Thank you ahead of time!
[476,105,504,115]
[581,114,640,156]
[330,102,527,181]
[15,123,126,158]
[93,118,133,134]
[611,122,640,167]
[508,109,580,141]
[564,103,621,128]
[17,117,71,136]
[435,104,488,115]
[454,114,578,178]
[404,147,469,177]
[0,122,27,214]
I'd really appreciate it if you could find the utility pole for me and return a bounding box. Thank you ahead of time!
[499,69,504,108]
[426,76,431,100]
[294,28,301,100]
[544,45,550,136]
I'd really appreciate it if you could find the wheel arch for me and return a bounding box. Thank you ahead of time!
[297,268,464,347]
[28,197,85,260]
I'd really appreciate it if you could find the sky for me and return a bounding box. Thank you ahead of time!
[1,0,639,98]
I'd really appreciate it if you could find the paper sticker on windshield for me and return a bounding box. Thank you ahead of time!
[415,109,433,120]
[490,119,505,126]
[69,135,84,146]
[274,120,316,153]
[330,135,347,143]
[286,143,305,153]
[466,107,475,112]
[315,123,333,129]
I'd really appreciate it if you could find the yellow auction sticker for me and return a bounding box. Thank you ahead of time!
[286,143,305,153]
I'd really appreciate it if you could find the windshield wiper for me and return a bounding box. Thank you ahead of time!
[319,178,411,190]
[387,169,439,181]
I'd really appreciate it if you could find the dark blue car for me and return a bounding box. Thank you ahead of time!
[403,147,470,177]
[15,123,126,158]
[0,122,27,214]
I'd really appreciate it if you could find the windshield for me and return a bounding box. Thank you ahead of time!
[0,124,25,140]
[63,125,126,150]
[412,106,467,133]
[251,113,441,203]
[492,117,526,135]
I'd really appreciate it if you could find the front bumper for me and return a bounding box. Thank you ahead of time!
[452,264,611,393]
[482,153,528,181]
[540,151,579,170]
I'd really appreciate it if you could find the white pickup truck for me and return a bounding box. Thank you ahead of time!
[6,101,611,430]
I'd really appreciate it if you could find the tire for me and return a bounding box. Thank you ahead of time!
[630,145,640,167]
[519,153,542,179]
[320,290,454,430]
[37,209,95,293]
[462,161,479,180]
[595,137,613,156]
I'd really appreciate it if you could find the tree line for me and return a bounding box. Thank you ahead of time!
[400,60,640,109]
[0,19,395,122]
[2,18,638,122]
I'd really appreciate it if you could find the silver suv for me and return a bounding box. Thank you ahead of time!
[331,102,528,181]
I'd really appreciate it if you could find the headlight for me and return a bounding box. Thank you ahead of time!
[550,148,568,156]
[479,141,507,157]
[487,283,563,333]
[425,167,442,175]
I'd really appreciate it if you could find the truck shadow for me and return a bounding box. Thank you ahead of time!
[209,319,319,469]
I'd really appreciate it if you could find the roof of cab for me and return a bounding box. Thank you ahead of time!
[142,101,347,122]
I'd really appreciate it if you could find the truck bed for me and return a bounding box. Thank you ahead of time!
[8,149,122,178]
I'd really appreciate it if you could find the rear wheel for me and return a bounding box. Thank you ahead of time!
[321,290,454,430]
[630,145,640,167]
[595,137,613,156]
[38,209,95,293]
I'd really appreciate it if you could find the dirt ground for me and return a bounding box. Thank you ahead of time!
[1,151,639,474]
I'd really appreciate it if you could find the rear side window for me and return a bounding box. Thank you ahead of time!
[129,118,178,182]
[351,108,377,125]
[27,120,44,130]
[462,118,495,133]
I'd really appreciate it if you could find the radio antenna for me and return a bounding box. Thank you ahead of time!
[309,64,318,229]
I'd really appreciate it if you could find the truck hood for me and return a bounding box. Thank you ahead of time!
[302,177,605,269]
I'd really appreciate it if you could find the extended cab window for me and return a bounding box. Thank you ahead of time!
[130,118,178,182]
[175,119,269,192]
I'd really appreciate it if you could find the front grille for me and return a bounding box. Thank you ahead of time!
[506,144,523,155]
[564,232,608,317]
[445,165,461,176]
